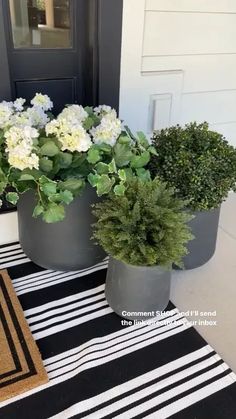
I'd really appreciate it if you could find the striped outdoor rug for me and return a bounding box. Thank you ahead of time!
[0,242,236,418]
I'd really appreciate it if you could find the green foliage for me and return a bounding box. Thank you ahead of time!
[0,97,154,222]
[87,146,101,164]
[87,131,153,197]
[0,169,8,194]
[40,140,60,157]
[42,203,65,223]
[149,122,236,211]
[93,178,193,268]
[6,192,19,205]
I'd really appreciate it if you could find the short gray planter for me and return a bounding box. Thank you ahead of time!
[181,207,220,269]
[105,257,171,320]
[17,186,106,271]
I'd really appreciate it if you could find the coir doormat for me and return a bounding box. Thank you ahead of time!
[0,242,236,418]
[0,269,48,402]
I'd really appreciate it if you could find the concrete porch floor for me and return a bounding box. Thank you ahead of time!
[171,193,236,373]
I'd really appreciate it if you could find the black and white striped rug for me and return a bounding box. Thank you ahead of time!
[0,242,236,419]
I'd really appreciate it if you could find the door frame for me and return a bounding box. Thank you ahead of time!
[0,1,11,100]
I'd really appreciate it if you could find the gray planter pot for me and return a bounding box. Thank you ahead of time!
[17,186,106,271]
[181,207,220,270]
[105,257,171,320]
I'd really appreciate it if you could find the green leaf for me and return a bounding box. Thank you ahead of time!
[48,190,73,205]
[87,148,101,164]
[148,146,158,156]
[33,204,44,218]
[108,158,117,173]
[38,137,51,146]
[95,162,110,175]
[118,135,131,144]
[39,158,53,173]
[123,168,133,180]
[56,152,73,169]
[0,169,8,194]
[71,153,87,168]
[98,143,112,153]
[19,168,43,181]
[88,173,101,187]
[42,182,57,196]
[40,141,60,157]
[39,176,57,196]
[137,131,149,148]
[130,151,150,169]
[84,106,93,116]
[114,183,126,196]
[124,125,136,141]
[96,174,115,196]
[59,190,74,205]
[18,173,35,181]
[14,180,35,194]
[136,168,151,181]
[59,178,85,196]
[42,203,65,223]
[6,192,19,205]
[83,117,95,130]
[114,143,133,167]
[118,169,126,182]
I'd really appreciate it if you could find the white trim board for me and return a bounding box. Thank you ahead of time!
[0,211,19,245]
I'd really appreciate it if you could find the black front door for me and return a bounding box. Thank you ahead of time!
[1,0,97,114]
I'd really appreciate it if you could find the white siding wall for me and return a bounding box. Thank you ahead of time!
[119,0,236,145]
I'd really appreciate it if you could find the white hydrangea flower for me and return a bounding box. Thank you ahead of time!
[13,98,26,112]
[46,105,91,152]
[0,199,2,208]
[10,111,32,128]
[31,93,53,111]
[58,105,88,125]
[59,126,92,152]
[90,114,122,146]
[2,100,14,108]
[8,152,39,171]
[0,102,14,129]
[5,126,39,170]
[45,119,60,136]
[94,105,117,119]
[26,106,49,128]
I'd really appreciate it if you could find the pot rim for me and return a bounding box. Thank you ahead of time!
[108,256,171,272]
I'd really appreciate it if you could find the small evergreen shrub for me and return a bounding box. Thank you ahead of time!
[149,122,236,211]
[92,178,193,268]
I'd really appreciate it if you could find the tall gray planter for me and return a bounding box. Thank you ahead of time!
[105,257,171,320]
[17,186,106,271]
[181,207,220,269]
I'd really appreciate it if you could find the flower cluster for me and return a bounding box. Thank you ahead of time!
[0,94,53,171]
[91,107,122,146]
[45,105,91,152]
[5,126,39,171]
[0,93,51,132]
[45,104,122,151]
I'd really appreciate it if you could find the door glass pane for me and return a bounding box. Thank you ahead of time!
[9,0,71,48]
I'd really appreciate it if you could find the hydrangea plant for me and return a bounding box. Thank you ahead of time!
[0,94,155,222]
